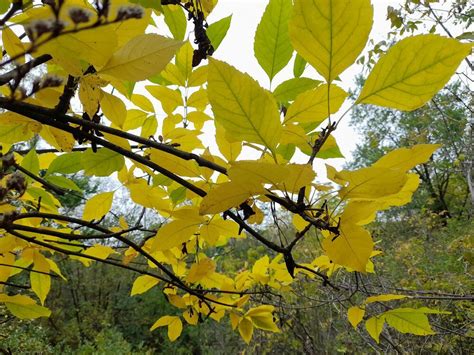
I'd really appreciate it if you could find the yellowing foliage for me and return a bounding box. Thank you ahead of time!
[0,0,468,347]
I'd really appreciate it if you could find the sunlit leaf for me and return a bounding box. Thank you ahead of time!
[99,34,183,82]
[208,59,282,152]
[289,0,373,82]
[254,0,293,80]
[357,35,472,110]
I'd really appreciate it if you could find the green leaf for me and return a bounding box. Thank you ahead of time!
[272,77,321,103]
[21,149,39,181]
[289,0,373,82]
[293,53,306,77]
[0,0,10,14]
[81,149,125,176]
[46,152,83,175]
[384,308,436,336]
[254,0,293,80]
[357,35,472,111]
[207,15,232,51]
[162,4,187,40]
[207,58,282,152]
[44,175,81,192]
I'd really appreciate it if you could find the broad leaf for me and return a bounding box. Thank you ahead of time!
[99,34,183,82]
[284,84,347,125]
[322,223,373,272]
[348,306,365,329]
[272,77,321,103]
[150,315,183,341]
[357,35,472,110]
[365,315,385,343]
[82,149,125,176]
[82,192,114,221]
[365,294,408,304]
[207,15,232,50]
[254,0,293,80]
[131,275,160,296]
[208,59,282,152]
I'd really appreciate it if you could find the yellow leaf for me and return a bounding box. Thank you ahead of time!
[289,0,373,82]
[2,27,25,64]
[149,150,201,177]
[357,35,472,111]
[245,305,279,332]
[348,306,365,329]
[365,315,385,343]
[229,160,289,186]
[83,245,116,260]
[284,84,347,125]
[141,115,158,138]
[208,58,282,152]
[39,26,118,75]
[123,109,148,131]
[274,164,315,193]
[146,85,183,114]
[46,259,66,281]
[365,294,408,304]
[101,92,127,128]
[230,312,241,330]
[228,161,315,193]
[175,41,194,83]
[99,34,183,82]
[384,308,437,336]
[131,94,154,112]
[128,183,169,211]
[334,166,408,200]
[131,275,160,296]
[183,308,199,325]
[186,258,216,283]
[152,220,200,251]
[238,317,254,344]
[373,144,440,172]
[187,89,208,111]
[199,181,265,215]
[322,223,373,272]
[82,192,114,221]
[1,294,51,319]
[189,66,208,87]
[30,252,51,305]
[150,315,183,341]
[215,122,241,162]
[292,214,309,232]
[109,8,151,48]
[39,126,75,152]
[0,294,36,305]
[79,75,104,117]
[199,217,240,245]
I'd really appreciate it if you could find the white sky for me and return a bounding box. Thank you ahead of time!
[203,0,404,171]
